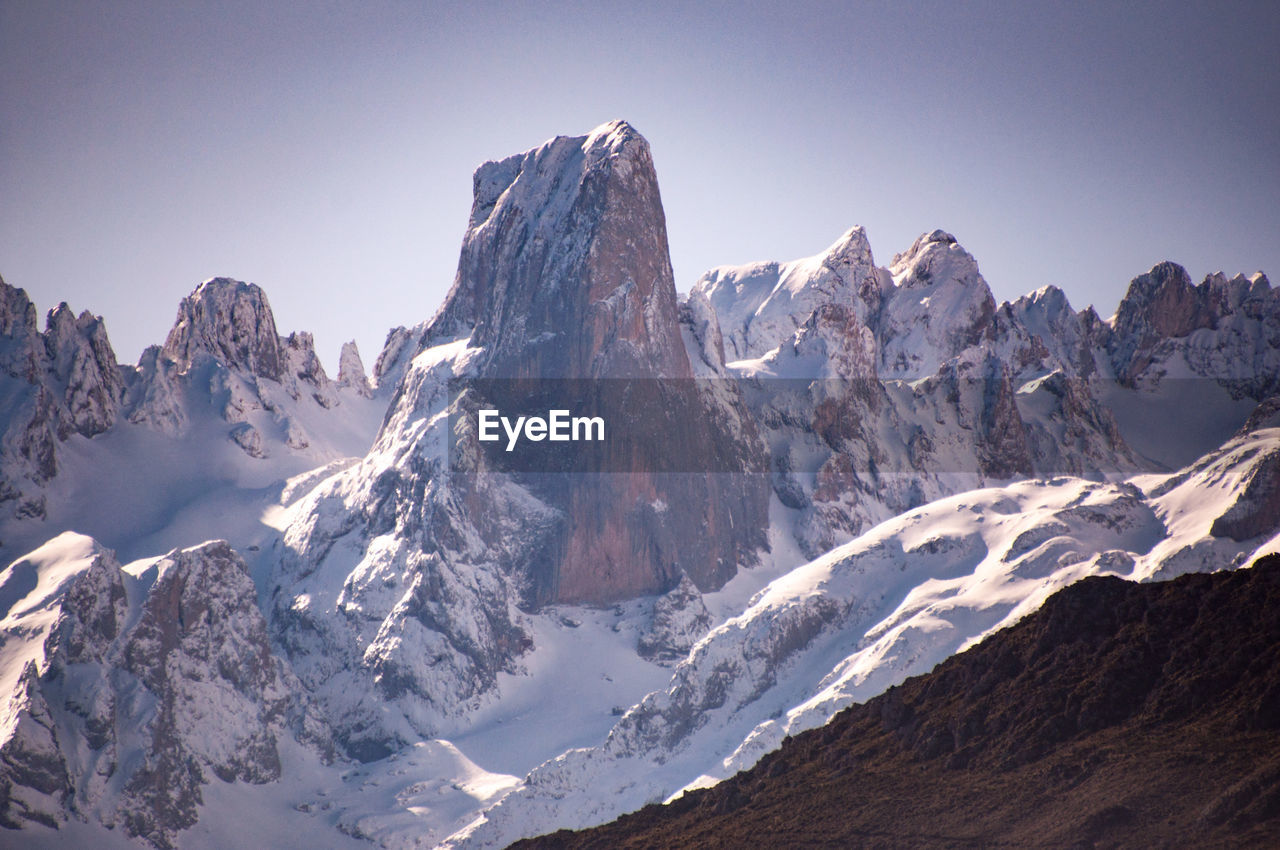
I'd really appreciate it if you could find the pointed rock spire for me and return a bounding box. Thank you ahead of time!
[337,340,372,397]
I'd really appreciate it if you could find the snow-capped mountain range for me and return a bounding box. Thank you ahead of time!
[2,120,1278,848]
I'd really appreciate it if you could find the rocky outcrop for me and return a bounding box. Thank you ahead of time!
[370,323,426,393]
[0,663,71,831]
[638,574,714,663]
[0,536,327,848]
[161,278,284,380]
[0,279,126,516]
[1211,448,1280,541]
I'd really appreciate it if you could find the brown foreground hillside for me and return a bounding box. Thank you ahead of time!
[516,554,1280,849]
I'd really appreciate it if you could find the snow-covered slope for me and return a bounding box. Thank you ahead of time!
[692,226,890,362]
[447,423,1280,848]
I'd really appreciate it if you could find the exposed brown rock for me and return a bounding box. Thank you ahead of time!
[519,555,1280,849]
[432,121,769,604]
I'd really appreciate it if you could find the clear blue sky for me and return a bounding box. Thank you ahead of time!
[3,1,1277,371]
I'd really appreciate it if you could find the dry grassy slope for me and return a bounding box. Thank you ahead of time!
[517,554,1280,849]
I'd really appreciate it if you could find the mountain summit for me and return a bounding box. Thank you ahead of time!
[272,121,769,756]
[429,119,690,380]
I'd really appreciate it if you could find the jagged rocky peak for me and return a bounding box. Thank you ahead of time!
[279,330,335,403]
[691,225,890,362]
[271,121,769,755]
[0,280,123,434]
[1112,261,1220,342]
[890,229,960,280]
[161,277,283,380]
[1203,269,1274,317]
[995,284,1098,377]
[1012,283,1074,319]
[878,230,997,378]
[42,302,125,438]
[1000,285,1078,353]
[428,119,689,379]
[0,280,47,384]
[0,535,324,846]
[0,282,126,508]
[1107,261,1227,383]
[0,276,39,340]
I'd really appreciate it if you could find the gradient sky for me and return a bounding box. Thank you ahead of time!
[3,1,1277,372]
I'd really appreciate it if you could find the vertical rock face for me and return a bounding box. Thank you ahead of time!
[1113,262,1218,346]
[430,120,768,602]
[431,120,690,380]
[161,278,284,380]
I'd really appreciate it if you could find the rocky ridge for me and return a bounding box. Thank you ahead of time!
[684,219,1278,557]
[0,275,386,557]
[0,281,124,518]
